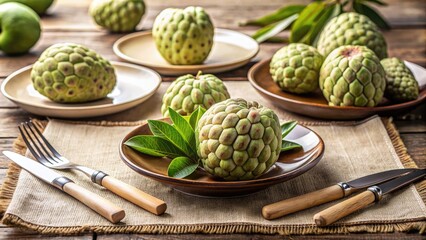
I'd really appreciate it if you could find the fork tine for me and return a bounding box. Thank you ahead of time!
[18,125,41,161]
[28,121,62,158]
[21,122,58,165]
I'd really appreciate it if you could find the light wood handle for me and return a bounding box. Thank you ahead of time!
[313,190,376,226]
[62,182,125,223]
[101,176,167,215]
[262,185,345,220]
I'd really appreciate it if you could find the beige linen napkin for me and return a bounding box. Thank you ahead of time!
[0,116,425,235]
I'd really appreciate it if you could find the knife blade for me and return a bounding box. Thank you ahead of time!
[313,169,426,226]
[3,151,125,223]
[262,168,418,220]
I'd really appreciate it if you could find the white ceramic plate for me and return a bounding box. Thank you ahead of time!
[1,62,162,118]
[113,28,259,75]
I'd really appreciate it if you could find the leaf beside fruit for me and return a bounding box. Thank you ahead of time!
[124,107,205,179]
[243,0,391,43]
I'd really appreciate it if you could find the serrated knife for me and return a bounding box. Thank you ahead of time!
[262,168,418,220]
[3,151,125,223]
[314,168,426,226]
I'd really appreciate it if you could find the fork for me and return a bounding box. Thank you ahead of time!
[19,121,167,216]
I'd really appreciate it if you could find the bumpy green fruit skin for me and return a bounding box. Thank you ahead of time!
[319,45,386,107]
[31,43,116,103]
[0,0,54,15]
[89,0,145,33]
[161,73,230,116]
[270,43,324,94]
[152,6,214,65]
[0,3,40,55]
[196,99,282,181]
[317,12,388,59]
[381,58,419,102]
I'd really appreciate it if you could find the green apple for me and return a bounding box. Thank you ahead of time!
[0,0,54,15]
[0,3,41,55]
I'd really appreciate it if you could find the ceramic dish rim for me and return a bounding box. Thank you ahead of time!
[112,28,260,69]
[0,61,162,111]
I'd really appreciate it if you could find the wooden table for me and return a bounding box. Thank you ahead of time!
[0,0,425,239]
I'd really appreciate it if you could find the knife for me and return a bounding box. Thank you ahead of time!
[314,168,426,226]
[262,168,417,220]
[3,151,125,223]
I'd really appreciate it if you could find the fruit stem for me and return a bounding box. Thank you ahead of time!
[195,71,203,79]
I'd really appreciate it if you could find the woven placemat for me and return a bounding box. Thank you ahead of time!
[0,116,424,235]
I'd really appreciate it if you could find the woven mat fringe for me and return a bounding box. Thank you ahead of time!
[0,118,425,235]
[1,213,425,235]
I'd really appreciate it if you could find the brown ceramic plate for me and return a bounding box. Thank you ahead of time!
[248,60,426,120]
[119,119,324,198]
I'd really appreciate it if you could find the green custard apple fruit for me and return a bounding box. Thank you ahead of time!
[31,43,117,103]
[89,0,145,33]
[319,45,386,107]
[196,98,282,180]
[270,43,324,94]
[152,6,214,65]
[161,71,230,116]
[381,57,419,102]
[0,0,54,15]
[0,2,40,55]
[316,12,388,59]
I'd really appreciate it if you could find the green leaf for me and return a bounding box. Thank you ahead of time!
[281,121,298,138]
[241,5,305,26]
[309,4,342,45]
[290,1,325,43]
[281,140,302,152]
[167,156,199,178]
[365,0,387,6]
[254,14,299,43]
[148,120,196,158]
[168,107,196,151]
[264,36,289,43]
[252,23,275,40]
[182,115,191,122]
[124,135,185,158]
[353,2,390,29]
[189,107,206,131]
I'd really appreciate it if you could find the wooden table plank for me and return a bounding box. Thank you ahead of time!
[399,133,426,169]
[96,233,425,240]
[0,109,37,138]
[0,139,15,169]
[0,227,93,240]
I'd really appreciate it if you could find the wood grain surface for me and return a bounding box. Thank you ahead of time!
[0,0,425,239]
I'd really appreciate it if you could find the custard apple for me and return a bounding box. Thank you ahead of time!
[152,6,214,65]
[89,0,145,32]
[31,43,116,103]
[161,72,230,116]
[196,99,282,180]
[319,45,386,107]
[317,12,388,59]
[381,58,419,102]
[270,43,324,94]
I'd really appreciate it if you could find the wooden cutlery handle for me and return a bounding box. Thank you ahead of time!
[262,185,345,220]
[101,176,167,215]
[62,182,125,223]
[313,190,376,226]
